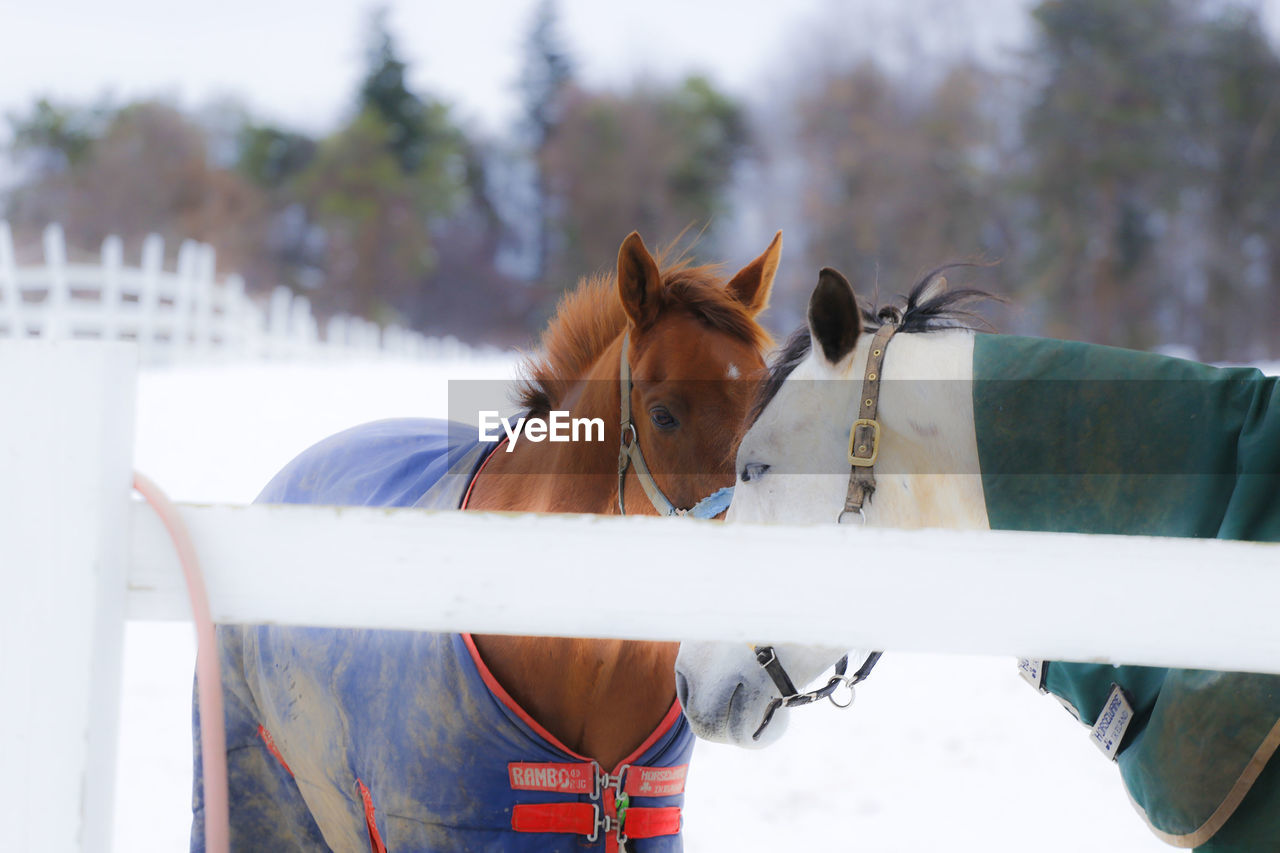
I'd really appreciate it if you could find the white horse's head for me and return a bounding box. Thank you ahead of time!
[676,267,992,747]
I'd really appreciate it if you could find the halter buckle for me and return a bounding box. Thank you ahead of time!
[847,418,880,467]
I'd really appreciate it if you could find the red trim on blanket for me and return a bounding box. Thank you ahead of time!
[462,632,591,761]
[614,702,685,775]
[256,724,294,777]
[461,633,685,776]
[356,779,387,853]
[459,435,508,509]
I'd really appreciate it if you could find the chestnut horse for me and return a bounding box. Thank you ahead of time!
[465,231,778,772]
[193,231,780,852]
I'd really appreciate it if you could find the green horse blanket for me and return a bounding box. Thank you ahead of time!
[973,335,1280,850]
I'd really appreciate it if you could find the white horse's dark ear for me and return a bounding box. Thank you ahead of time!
[807,267,862,365]
[617,232,664,329]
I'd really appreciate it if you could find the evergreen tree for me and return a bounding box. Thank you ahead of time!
[1195,7,1280,358]
[520,0,573,280]
[1023,0,1206,348]
[7,98,110,175]
[236,124,316,190]
[295,9,508,330]
[359,7,432,175]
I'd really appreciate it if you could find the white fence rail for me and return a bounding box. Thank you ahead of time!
[128,501,1280,675]
[4,339,1280,852]
[0,222,477,363]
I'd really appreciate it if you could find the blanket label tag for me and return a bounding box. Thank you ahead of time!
[508,762,596,794]
[624,764,689,797]
[1090,684,1134,761]
[1017,658,1046,692]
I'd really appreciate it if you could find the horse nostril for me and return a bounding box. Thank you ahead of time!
[728,681,743,718]
[675,670,690,709]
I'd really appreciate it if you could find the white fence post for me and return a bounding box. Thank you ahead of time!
[41,224,69,340]
[192,244,216,359]
[267,286,291,360]
[173,240,198,359]
[288,294,313,360]
[222,273,247,358]
[326,313,348,360]
[137,234,164,363]
[0,339,137,853]
[100,235,124,341]
[0,222,20,338]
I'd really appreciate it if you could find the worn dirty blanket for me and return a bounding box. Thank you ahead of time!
[192,418,694,852]
[973,336,1280,849]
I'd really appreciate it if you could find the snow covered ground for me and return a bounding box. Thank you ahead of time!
[117,354,1278,852]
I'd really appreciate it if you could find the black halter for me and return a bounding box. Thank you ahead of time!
[750,647,883,741]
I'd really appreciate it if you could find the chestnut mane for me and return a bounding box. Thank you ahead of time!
[517,256,773,418]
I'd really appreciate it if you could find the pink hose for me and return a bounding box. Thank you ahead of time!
[132,473,229,853]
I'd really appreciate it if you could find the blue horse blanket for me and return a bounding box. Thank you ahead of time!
[192,419,695,852]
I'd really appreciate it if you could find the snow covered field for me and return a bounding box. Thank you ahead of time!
[118,354,1277,852]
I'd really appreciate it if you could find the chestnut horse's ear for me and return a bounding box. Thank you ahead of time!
[725,230,781,316]
[807,267,862,365]
[618,231,664,329]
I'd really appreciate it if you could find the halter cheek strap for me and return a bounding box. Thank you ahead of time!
[617,330,735,519]
[839,319,900,523]
[746,318,899,738]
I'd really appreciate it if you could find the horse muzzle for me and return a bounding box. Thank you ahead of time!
[674,644,790,748]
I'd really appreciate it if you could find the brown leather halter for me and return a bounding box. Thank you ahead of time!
[838,316,901,523]
[749,314,901,737]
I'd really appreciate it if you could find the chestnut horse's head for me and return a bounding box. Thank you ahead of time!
[613,231,781,515]
[518,230,782,516]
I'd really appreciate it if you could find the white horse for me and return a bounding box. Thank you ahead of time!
[674,266,991,747]
[674,267,1280,850]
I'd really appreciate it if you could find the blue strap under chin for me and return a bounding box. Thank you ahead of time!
[685,486,735,519]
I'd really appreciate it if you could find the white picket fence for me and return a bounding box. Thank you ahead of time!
[4,339,1280,853]
[0,221,477,363]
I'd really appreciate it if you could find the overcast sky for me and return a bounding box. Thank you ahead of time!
[0,0,1049,138]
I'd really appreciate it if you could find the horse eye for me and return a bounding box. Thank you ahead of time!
[740,463,770,483]
[650,406,679,430]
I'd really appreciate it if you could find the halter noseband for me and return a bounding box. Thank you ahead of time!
[616,330,735,519]
[749,312,900,739]
[750,647,884,741]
